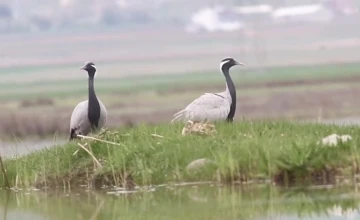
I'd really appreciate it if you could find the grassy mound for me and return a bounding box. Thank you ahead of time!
[1,121,360,189]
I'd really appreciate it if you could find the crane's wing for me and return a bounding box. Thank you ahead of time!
[69,100,92,139]
[171,93,230,123]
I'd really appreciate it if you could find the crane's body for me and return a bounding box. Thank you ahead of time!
[172,90,231,122]
[69,61,107,140]
[171,57,244,123]
[70,99,107,139]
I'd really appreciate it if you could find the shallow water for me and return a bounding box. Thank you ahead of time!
[0,139,66,158]
[0,184,360,220]
[320,117,360,126]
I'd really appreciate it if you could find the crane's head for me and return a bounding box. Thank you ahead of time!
[220,57,244,73]
[80,61,96,78]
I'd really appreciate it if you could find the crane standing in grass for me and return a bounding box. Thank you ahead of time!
[69,61,107,140]
[171,57,244,123]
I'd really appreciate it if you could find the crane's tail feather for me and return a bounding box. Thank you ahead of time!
[171,110,188,123]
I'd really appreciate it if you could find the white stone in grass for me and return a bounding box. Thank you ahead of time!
[320,133,352,147]
[340,135,352,142]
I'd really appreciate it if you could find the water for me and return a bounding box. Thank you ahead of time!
[320,117,360,126]
[0,184,360,220]
[0,139,66,158]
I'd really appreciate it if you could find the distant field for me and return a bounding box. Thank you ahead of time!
[1,22,360,83]
[2,61,360,101]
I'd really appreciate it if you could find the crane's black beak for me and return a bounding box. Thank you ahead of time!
[80,65,86,70]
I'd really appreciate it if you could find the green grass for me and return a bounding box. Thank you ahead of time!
[1,121,360,189]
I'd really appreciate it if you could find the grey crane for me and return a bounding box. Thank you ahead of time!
[171,57,244,123]
[69,61,107,140]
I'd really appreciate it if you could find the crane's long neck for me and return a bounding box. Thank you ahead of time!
[88,75,101,129]
[222,68,236,122]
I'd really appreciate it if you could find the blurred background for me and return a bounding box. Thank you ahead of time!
[0,0,360,139]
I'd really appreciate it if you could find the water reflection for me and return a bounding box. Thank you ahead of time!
[0,185,360,220]
[2,191,9,220]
